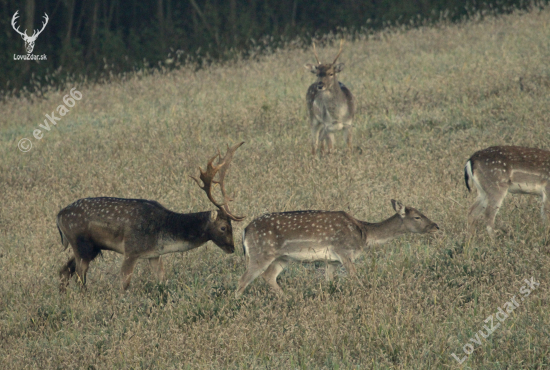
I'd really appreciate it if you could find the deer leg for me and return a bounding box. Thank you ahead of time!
[261,259,288,296]
[344,125,353,151]
[468,198,485,232]
[76,258,91,286]
[59,256,76,292]
[468,188,489,232]
[325,263,338,281]
[325,132,335,154]
[311,121,323,155]
[67,251,87,288]
[482,187,508,236]
[236,258,275,298]
[337,254,363,287]
[74,238,102,287]
[541,186,550,223]
[468,197,485,220]
[149,257,165,283]
[66,248,85,285]
[121,255,139,290]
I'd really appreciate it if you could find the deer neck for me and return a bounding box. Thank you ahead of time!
[323,80,344,97]
[361,214,407,245]
[162,211,211,249]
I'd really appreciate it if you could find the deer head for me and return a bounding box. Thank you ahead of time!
[11,10,49,54]
[304,39,345,91]
[190,142,246,252]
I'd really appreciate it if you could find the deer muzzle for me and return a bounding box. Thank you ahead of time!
[429,223,440,233]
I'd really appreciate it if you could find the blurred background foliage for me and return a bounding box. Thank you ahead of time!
[0,0,544,96]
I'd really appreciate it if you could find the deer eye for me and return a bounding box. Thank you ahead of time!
[414,217,421,220]
[221,226,227,231]
[329,73,334,76]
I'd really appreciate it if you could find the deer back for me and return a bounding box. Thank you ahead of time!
[243,211,366,260]
[57,197,236,256]
[467,146,550,194]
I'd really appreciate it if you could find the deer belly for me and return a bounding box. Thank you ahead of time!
[88,221,125,253]
[143,239,196,258]
[509,170,547,195]
[282,241,340,262]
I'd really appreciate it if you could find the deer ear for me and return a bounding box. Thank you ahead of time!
[209,210,218,221]
[333,63,345,73]
[391,200,406,217]
[304,64,317,73]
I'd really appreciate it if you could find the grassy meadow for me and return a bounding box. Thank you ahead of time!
[2,7,550,369]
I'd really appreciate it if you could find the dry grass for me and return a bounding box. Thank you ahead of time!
[2,7,550,369]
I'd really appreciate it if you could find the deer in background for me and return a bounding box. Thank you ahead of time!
[11,10,49,54]
[235,200,438,297]
[57,142,245,291]
[465,145,550,236]
[305,40,355,155]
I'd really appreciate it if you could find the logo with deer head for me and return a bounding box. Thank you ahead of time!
[11,10,49,54]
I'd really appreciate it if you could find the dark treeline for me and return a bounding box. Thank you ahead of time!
[0,0,542,96]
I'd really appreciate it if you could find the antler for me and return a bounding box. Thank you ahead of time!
[332,39,344,65]
[216,142,246,221]
[11,11,27,38]
[311,41,321,65]
[11,11,48,41]
[30,13,49,40]
[191,142,245,221]
[190,153,226,209]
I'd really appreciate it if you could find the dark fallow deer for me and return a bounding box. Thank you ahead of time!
[465,145,550,236]
[57,142,245,291]
[305,40,355,155]
[235,200,438,297]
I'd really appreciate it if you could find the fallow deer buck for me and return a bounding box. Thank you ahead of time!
[305,40,355,155]
[465,146,550,235]
[57,142,245,291]
[235,200,438,297]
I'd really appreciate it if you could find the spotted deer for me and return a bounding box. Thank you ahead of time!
[235,200,438,297]
[57,142,245,291]
[305,40,355,155]
[465,146,550,235]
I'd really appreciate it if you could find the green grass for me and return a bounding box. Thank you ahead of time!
[1,7,550,369]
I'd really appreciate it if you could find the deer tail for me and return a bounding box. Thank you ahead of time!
[56,217,69,250]
[241,228,250,266]
[464,159,474,193]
